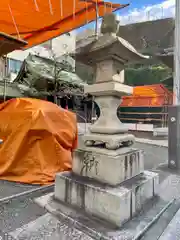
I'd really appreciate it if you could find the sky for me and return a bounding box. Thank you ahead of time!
[116,0,175,24]
[77,0,175,32]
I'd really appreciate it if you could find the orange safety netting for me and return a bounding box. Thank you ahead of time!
[1,0,128,48]
[121,84,173,107]
[0,98,78,185]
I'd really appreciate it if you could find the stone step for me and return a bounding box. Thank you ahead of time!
[9,213,93,240]
[35,191,179,240]
[139,199,180,240]
[54,170,159,227]
[158,207,180,240]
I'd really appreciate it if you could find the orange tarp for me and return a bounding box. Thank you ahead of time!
[121,84,173,107]
[0,0,128,48]
[0,98,78,185]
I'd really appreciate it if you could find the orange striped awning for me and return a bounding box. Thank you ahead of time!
[0,0,128,48]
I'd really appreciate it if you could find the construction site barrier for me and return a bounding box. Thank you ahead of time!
[118,105,169,127]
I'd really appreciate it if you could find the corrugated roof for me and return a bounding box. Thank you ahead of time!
[133,84,172,96]
[14,54,86,96]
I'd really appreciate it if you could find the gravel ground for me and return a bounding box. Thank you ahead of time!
[0,188,54,238]
[0,180,40,199]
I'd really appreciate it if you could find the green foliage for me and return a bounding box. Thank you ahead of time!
[125,65,171,86]
[76,60,172,87]
[161,75,173,91]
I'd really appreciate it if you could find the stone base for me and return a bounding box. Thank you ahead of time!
[83,133,135,149]
[54,171,159,227]
[73,147,144,185]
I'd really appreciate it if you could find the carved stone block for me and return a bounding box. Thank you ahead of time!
[72,147,144,185]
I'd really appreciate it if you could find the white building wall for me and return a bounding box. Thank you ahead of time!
[52,33,76,57]
[8,32,76,60]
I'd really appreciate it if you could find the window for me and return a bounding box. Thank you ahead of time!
[8,59,22,74]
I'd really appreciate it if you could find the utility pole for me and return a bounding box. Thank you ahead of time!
[168,0,180,169]
[173,0,180,104]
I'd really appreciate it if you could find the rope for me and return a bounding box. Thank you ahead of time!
[33,0,40,11]
[85,1,89,24]
[8,4,20,39]
[48,0,53,15]
[73,0,76,20]
[60,0,63,17]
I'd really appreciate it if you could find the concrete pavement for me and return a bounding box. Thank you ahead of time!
[135,138,168,148]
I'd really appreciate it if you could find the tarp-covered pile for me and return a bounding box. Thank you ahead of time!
[0,98,78,185]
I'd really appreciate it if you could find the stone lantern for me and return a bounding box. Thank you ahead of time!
[54,13,159,228]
